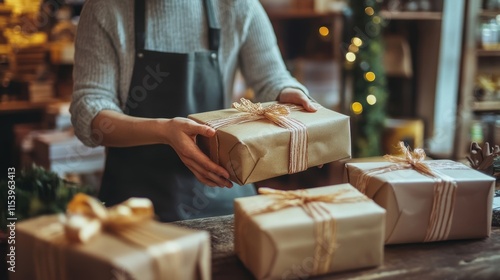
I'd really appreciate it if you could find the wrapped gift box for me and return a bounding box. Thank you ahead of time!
[189,101,351,185]
[345,160,495,244]
[13,215,211,280]
[234,184,385,280]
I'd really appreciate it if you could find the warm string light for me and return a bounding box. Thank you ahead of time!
[366,94,377,105]
[319,26,330,37]
[365,7,374,16]
[351,102,363,115]
[364,71,376,82]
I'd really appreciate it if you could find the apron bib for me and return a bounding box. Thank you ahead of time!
[99,0,255,222]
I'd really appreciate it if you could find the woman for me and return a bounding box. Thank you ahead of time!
[70,0,316,222]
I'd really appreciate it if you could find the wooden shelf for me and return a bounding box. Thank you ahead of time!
[0,99,61,114]
[472,101,500,112]
[264,8,341,19]
[380,10,442,20]
[477,49,500,56]
[479,10,500,17]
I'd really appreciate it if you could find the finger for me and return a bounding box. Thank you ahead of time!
[185,158,232,187]
[189,168,219,187]
[206,171,233,188]
[301,98,317,112]
[186,121,216,137]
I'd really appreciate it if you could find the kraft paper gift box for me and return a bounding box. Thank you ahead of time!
[234,184,386,280]
[345,159,495,245]
[12,194,211,280]
[188,99,351,185]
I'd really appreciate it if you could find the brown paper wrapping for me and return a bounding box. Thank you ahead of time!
[188,103,351,185]
[234,184,385,280]
[13,215,211,280]
[345,160,495,244]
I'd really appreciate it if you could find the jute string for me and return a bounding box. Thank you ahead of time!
[248,187,369,275]
[205,98,308,174]
[355,142,457,242]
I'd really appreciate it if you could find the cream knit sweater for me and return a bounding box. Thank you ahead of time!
[70,0,308,147]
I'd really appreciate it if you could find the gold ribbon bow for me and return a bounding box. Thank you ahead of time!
[355,141,458,242]
[206,98,309,174]
[249,187,368,275]
[64,193,154,243]
[57,194,196,280]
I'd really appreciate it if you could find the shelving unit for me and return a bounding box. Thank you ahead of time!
[375,0,467,159]
[380,10,442,20]
[262,5,344,111]
[456,1,500,159]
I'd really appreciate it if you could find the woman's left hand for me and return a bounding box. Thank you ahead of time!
[278,88,323,168]
[278,88,317,112]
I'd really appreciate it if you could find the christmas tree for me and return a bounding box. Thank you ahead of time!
[345,0,388,157]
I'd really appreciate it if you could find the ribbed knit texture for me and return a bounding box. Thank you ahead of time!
[70,0,308,147]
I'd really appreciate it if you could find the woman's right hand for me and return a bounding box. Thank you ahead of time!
[163,117,233,188]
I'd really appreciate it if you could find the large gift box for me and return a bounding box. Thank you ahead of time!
[345,146,495,244]
[12,194,211,280]
[188,99,351,185]
[234,184,386,280]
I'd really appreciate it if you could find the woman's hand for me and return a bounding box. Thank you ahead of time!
[163,117,233,188]
[278,88,317,112]
[278,88,324,168]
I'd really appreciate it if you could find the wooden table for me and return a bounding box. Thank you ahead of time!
[174,215,500,280]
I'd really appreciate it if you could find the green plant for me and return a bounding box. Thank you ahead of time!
[0,165,96,231]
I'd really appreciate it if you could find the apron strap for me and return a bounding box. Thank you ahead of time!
[134,0,221,52]
[134,0,146,52]
[204,0,221,51]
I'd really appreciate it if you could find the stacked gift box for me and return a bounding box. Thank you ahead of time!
[10,100,497,280]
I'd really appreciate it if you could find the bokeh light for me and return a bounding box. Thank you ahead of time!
[366,94,377,105]
[346,52,356,62]
[319,26,329,37]
[364,71,376,82]
[348,44,359,53]
[351,102,363,114]
[352,37,363,47]
[365,7,374,16]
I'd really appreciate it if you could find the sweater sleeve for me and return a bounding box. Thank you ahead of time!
[70,0,123,147]
[237,0,309,102]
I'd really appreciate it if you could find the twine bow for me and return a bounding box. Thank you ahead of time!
[206,98,308,175]
[355,141,458,242]
[64,193,154,243]
[383,142,435,177]
[249,187,368,275]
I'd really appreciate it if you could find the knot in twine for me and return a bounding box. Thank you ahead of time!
[232,98,291,121]
[384,141,434,177]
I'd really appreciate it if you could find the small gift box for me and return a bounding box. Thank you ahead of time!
[234,184,385,280]
[345,142,496,244]
[12,194,210,280]
[188,98,351,185]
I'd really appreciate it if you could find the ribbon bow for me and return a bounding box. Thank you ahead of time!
[249,187,368,275]
[383,141,434,177]
[233,98,291,117]
[64,194,154,243]
[206,98,309,174]
[250,187,365,216]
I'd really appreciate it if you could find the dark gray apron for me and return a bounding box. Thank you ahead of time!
[99,0,255,222]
